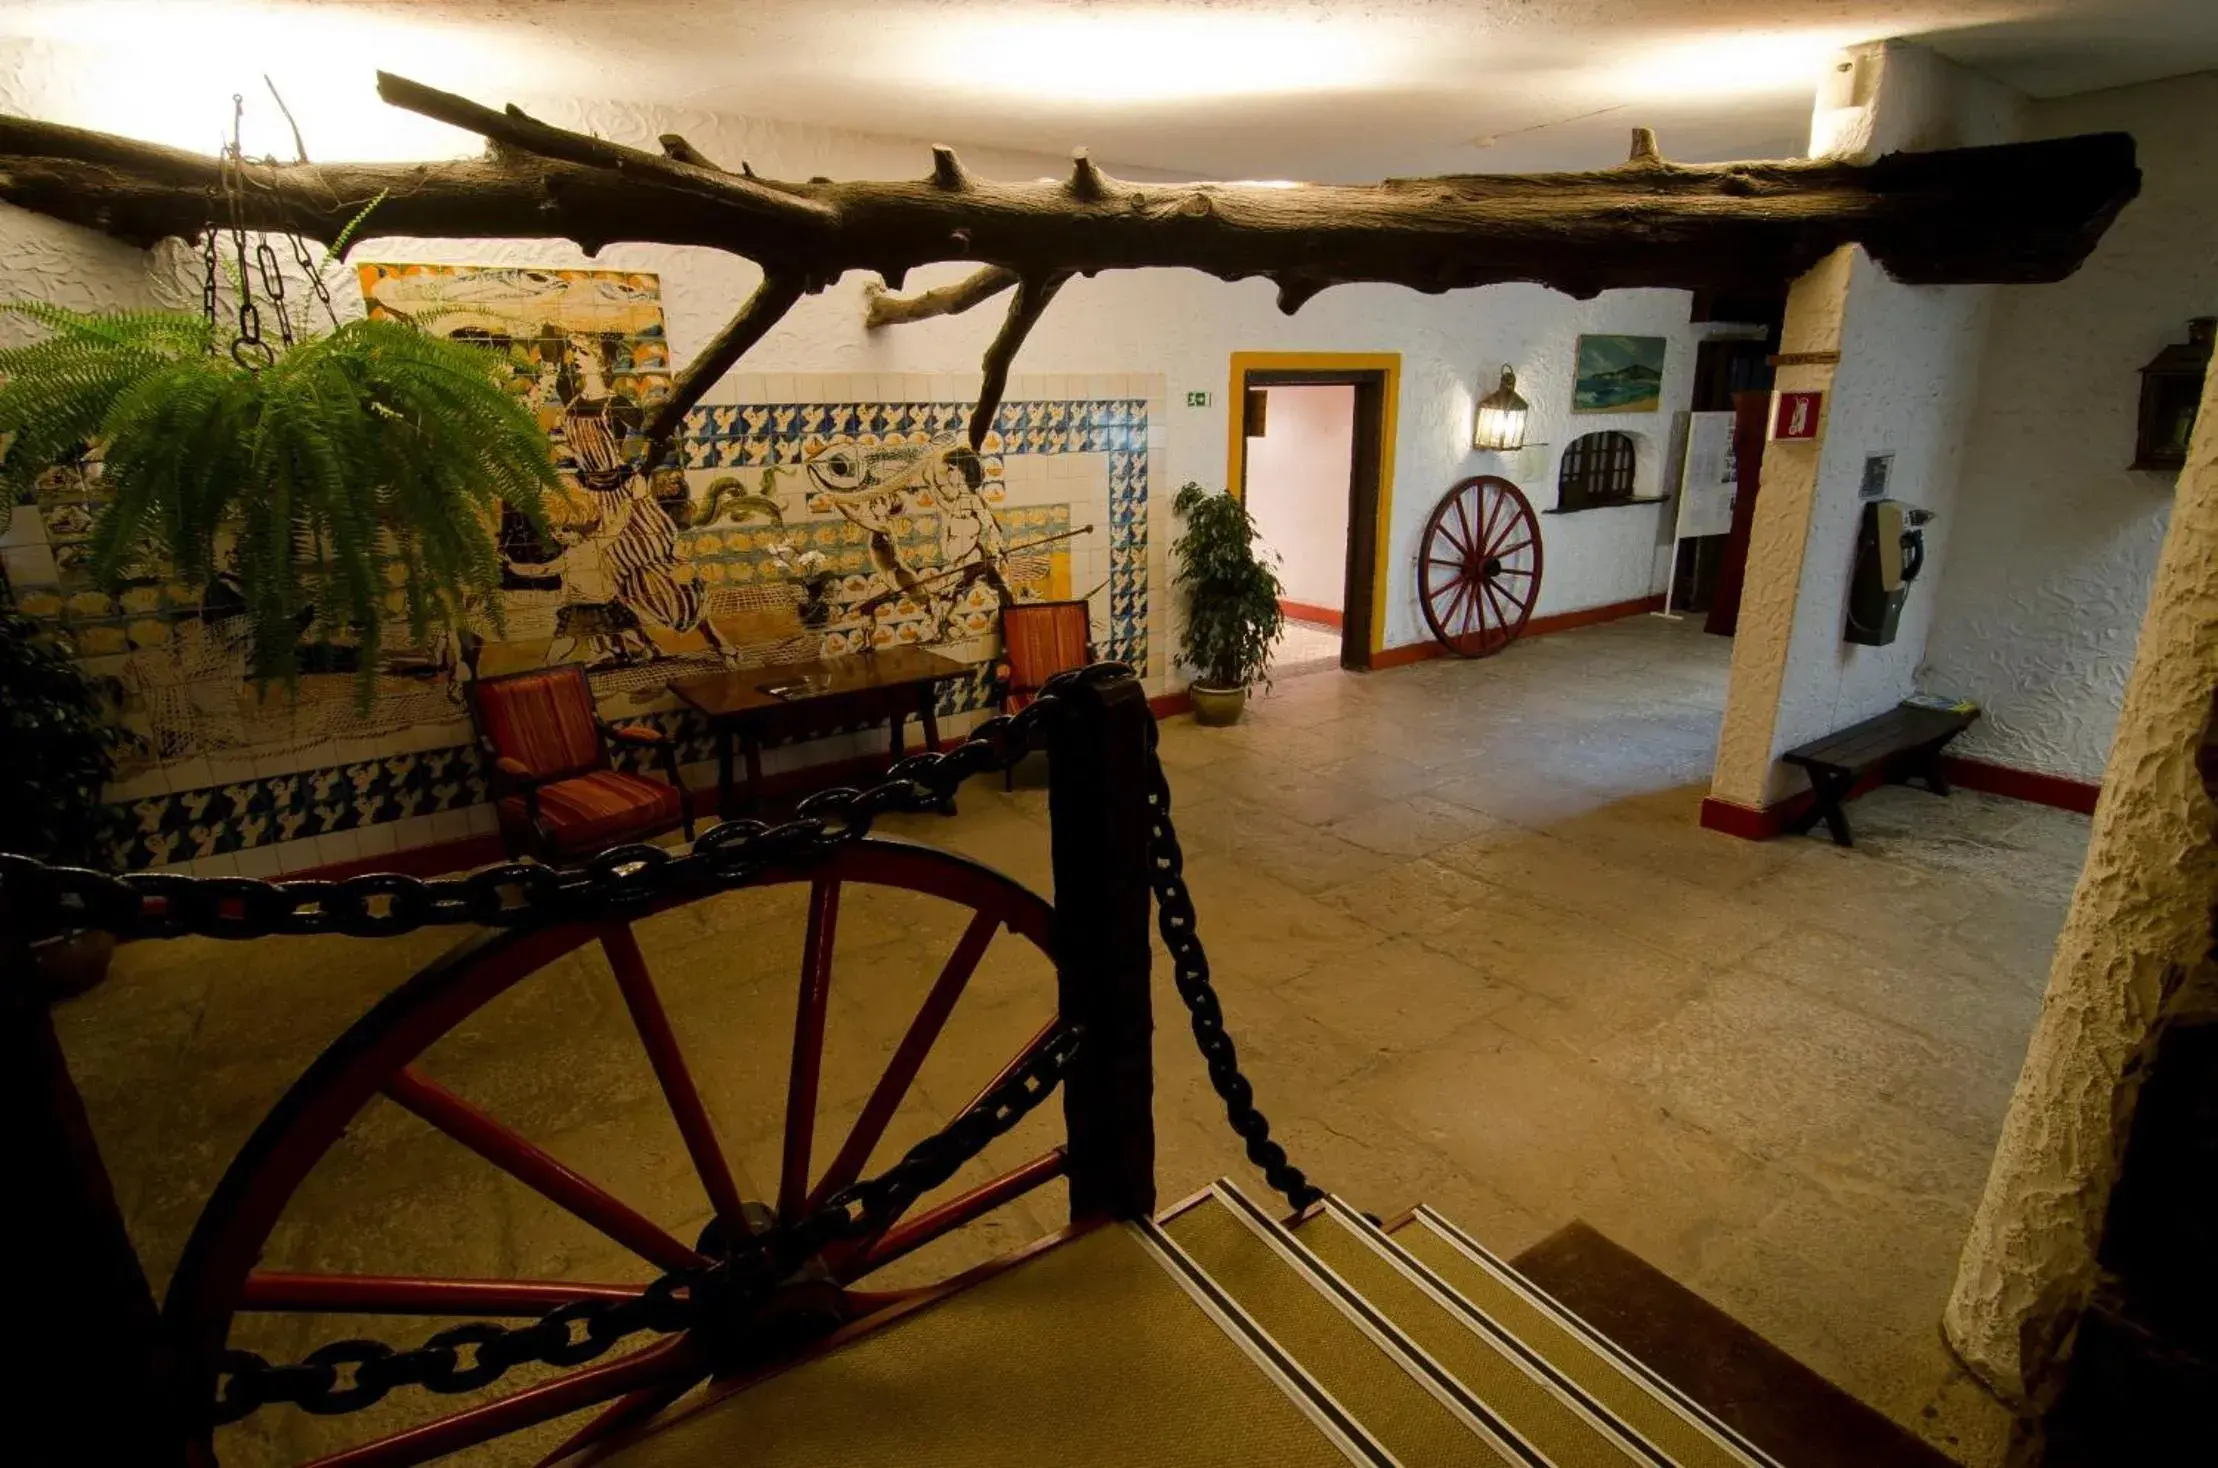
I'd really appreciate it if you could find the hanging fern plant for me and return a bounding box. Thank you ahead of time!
[0,303,557,699]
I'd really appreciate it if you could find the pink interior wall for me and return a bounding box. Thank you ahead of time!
[1246,385,1356,612]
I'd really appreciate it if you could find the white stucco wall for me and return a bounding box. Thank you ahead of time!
[1922,71,2218,783]
[1712,42,2022,808]
[0,33,1707,661]
[1247,386,1355,612]
[1762,253,1998,768]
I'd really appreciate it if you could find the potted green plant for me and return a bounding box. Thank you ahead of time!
[1172,480,1285,726]
[0,604,125,994]
[0,303,559,701]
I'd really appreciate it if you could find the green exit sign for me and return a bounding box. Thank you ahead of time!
[1186,390,1212,408]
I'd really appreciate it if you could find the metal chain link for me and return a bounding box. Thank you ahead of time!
[210,1022,1085,1422]
[254,239,293,348]
[284,227,342,333]
[199,200,221,337]
[1,678,1090,945]
[1140,721,1324,1212]
[219,93,273,369]
[2,663,1323,1419]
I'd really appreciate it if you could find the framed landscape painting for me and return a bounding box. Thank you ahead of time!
[1572,334,1667,413]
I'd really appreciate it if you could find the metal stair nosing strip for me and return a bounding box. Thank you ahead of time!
[1192,1181,1555,1468]
[1133,1215,1400,1468]
[1406,1206,1785,1468]
[1305,1197,1665,1468]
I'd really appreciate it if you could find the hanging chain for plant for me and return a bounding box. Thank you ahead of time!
[198,203,221,338]
[0,668,1323,1421]
[285,226,341,333]
[218,93,273,369]
[254,237,293,348]
[265,74,344,335]
[194,86,344,350]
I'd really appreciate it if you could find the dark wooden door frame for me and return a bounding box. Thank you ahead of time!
[1231,365,1393,671]
[1705,388,1772,638]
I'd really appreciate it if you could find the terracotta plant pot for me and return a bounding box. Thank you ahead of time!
[1189,683,1248,726]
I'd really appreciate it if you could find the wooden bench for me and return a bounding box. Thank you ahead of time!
[1782,703,1978,847]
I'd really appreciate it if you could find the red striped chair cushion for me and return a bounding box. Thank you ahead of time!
[1002,602,1091,708]
[476,668,604,778]
[501,770,681,852]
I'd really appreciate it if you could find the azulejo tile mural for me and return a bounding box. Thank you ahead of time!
[0,262,1156,872]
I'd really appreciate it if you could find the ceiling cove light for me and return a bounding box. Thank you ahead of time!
[906,11,1396,104]
[3,1,560,157]
[1615,31,1857,100]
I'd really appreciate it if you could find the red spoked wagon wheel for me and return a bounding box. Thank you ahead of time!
[166,839,1065,1468]
[1418,474,1543,657]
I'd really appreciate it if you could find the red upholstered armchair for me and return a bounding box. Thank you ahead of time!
[466,665,696,860]
[997,599,1095,789]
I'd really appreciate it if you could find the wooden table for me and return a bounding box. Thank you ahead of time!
[670,647,970,817]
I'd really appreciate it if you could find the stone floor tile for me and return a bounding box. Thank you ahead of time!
[59,616,2089,1467]
[1321,792,1513,858]
[1351,1018,1778,1280]
[1316,855,1499,939]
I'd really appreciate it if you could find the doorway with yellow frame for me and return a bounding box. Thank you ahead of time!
[1224,352,1400,674]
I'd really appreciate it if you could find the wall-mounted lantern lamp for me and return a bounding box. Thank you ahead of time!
[1473,365,1529,452]
[2133,317,2213,473]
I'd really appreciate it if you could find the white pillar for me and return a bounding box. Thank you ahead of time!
[1943,359,2218,1402]
[1708,249,1854,810]
[1707,42,2024,816]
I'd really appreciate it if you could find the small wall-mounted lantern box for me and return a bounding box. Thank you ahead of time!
[1771,390,1823,441]
[2133,317,2213,473]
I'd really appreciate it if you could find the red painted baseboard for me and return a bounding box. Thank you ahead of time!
[1698,795,1785,841]
[1369,641,1440,671]
[1279,599,1344,629]
[1701,755,2100,843]
[1371,592,1668,670]
[1528,592,1670,638]
[1941,756,2101,815]
[1700,766,1889,841]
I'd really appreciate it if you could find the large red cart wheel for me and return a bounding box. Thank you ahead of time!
[166,839,1064,1468]
[1418,475,1543,658]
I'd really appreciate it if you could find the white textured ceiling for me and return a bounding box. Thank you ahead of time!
[7,1,2217,178]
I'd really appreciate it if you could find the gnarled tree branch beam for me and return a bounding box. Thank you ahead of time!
[971,274,1071,452]
[864,266,1019,329]
[0,75,2138,299]
[643,271,807,466]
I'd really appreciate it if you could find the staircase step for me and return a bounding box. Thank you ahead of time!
[1164,1181,1538,1466]
[597,1222,1388,1466]
[1397,1207,1781,1468]
[1294,1198,1657,1468]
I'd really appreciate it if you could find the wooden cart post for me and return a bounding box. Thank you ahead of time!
[3,884,187,1463]
[1045,671,1158,1221]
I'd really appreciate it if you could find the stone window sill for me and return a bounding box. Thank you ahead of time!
[1544,496,1670,515]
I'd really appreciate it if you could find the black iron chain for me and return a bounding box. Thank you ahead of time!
[210,1022,1085,1422]
[254,239,294,349]
[0,677,1089,945]
[199,199,221,337]
[0,662,1322,1417]
[219,93,273,369]
[1139,721,1324,1212]
[284,227,342,333]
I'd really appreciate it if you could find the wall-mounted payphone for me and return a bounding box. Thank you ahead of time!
[1845,499,1934,646]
